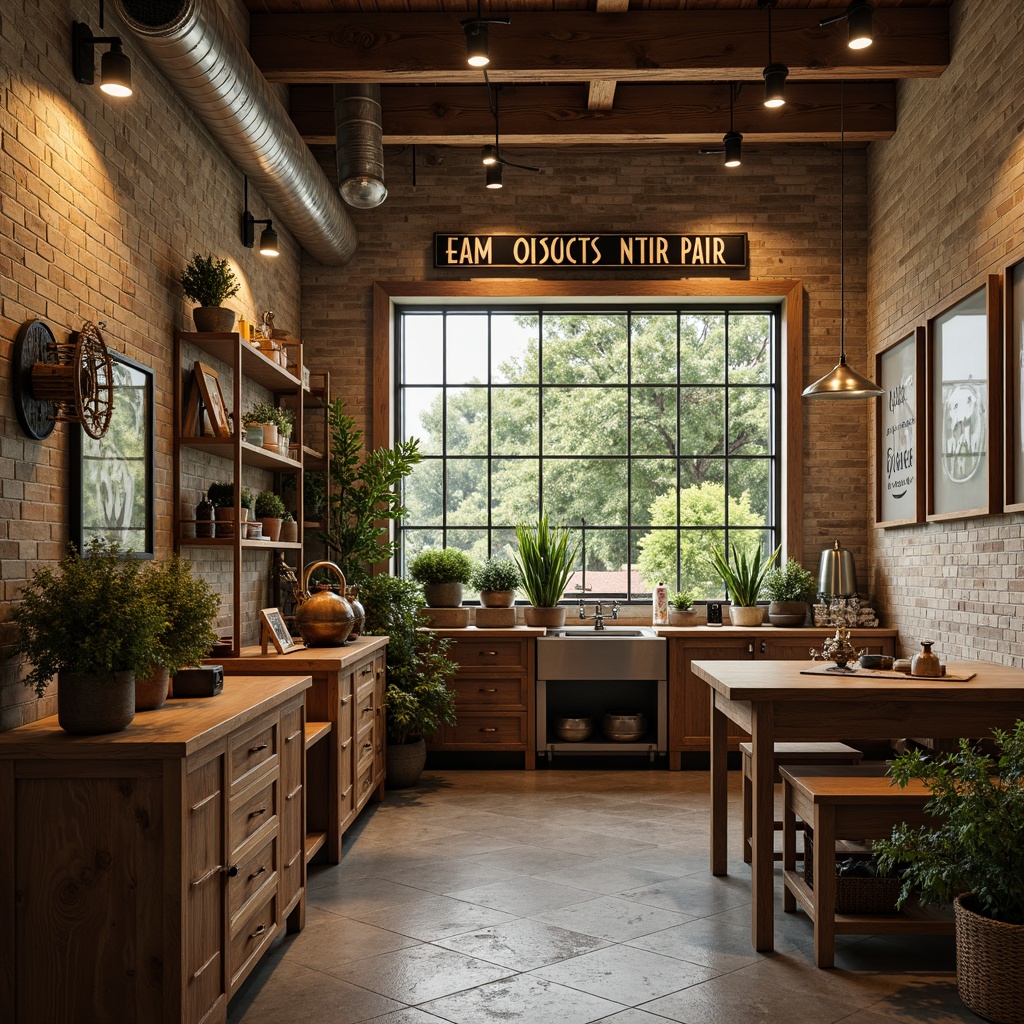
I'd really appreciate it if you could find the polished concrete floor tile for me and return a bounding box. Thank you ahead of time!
[359,1009,454,1024]
[275,906,418,971]
[531,894,696,942]
[625,915,795,970]
[435,917,610,972]
[619,872,753,917]
[448,876,595,916]
[535,858,676,896]
[591,1010,684,1024]
[351,892,518,941]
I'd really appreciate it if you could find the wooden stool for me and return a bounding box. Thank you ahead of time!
[780,763,953,968]
[740,741,863,863]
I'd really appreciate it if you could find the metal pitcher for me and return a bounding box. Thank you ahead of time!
[293,561,355,646]
[818,539,858,598]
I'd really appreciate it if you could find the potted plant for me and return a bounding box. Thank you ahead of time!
[513,515,581,627]
[254,490,287,542]
[470,557,520,608]
[709,542,780,626]
[875,723,1024,1022]
[361,574,458,789]
[761,557,815,627]
[137,555,221,710]
[207,482,249,537]
[668,591,700,627]
[408,548,474,608]
[279,510,298,544]
[180,253,239,333]
[274,406,295,455]
[243,401,280,449]
[12,539,166,734]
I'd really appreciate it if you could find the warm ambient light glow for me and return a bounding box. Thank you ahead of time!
[481,144,499,166]
[99,43,132,97]
[723,131,742,167]
[258,224,280,257]
[763,64,787,108]
[485,163,503,189]
[465,23,489,67]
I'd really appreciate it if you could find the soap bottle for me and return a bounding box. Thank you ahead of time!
[911,639,941,677]
[652,582,668,625]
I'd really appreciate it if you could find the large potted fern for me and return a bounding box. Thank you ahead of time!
[513,515,581,628]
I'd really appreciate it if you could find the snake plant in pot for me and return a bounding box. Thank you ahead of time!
[709,542,780,626]
[513,515,581,627]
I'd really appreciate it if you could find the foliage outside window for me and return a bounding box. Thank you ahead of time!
[397,305,779,601]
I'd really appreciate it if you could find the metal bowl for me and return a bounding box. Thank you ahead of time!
[554,716,593,742]
[602,711,646,742]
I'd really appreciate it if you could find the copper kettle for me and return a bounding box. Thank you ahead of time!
[293,561,355,646]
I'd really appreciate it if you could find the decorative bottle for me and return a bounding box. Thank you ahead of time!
[194,493,214,538]
[653,582,668,625]
[911,639,942,677]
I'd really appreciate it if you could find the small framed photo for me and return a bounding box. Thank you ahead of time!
[194,360,231,438]
[926,277,1003,521]
[1004,258,1024,512]
[260,607,303,654]
[875,328,925,527]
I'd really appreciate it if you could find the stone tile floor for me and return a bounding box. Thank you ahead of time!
[229,768,975,1024]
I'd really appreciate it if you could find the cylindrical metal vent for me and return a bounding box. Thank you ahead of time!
[113,0,357,265]
[335,85,388,210]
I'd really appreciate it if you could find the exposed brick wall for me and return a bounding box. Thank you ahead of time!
[0,0,302,729]
[867,0,1024,666]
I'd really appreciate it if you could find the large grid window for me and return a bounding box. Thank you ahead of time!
[397,305,780,602]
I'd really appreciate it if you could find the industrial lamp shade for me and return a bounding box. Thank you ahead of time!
[481,144,499,166]
[802,355,884,399]
[340,174,388,209]
[485,163,503,189]
[465,23,489,67]
[100,42,132,97]
[763,63,788,107]
[723,131,742,167]
[258,223,280,257]
[847,2,873,49]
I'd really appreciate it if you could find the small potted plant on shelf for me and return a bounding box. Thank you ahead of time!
[408,548,474,608]
[12,539,166,734]
[279,510,298,544]
[137,555,221,710]
[470,557,520,608]
[180,253,239,333]
[274,406,295,456]
[710,542,780,626]
[254,490,287,542]
[668,592,700,626]
[513,515,581,628]
[761,557,816,627]
[874,723,1024,1023]
[242,401,278,449]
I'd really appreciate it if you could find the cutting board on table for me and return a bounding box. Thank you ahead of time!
[800,663,977,682]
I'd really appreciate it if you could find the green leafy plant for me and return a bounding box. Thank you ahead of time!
[875,723,1024,925]
[254,490,286,519]
[243,401,279,427]
[709,542,780,607]
[180,253,239,307]
[206,483,251,510]
[13,539,166,697]
[470,557,520,594]
[321,399,421,584]
[273,406,295,437]
[513,516,581,608]
[670,591,694,610]
[761,558,816,603]
[408,548,474,586]
[142,555,220,674]
[360,575,457,745]
[240,487,253,512]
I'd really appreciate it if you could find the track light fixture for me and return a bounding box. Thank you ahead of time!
[241,177,280,257]
[802,83,883,400]
[485,163,503,189]
[699,84,742,168]
[758,0,788,108]
[72,21,132,97]
[481,144,499,166]
[461,2,510,69]
[481,76,540,189]
[820,2,874,50]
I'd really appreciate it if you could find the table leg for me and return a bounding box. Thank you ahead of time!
[710,696,729,875]
[782,780,796,914]
[813,805,837,968]
[749,702,775,952]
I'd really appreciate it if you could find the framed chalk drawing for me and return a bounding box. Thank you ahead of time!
[1005,259,1024,512]
[876,328,924,526]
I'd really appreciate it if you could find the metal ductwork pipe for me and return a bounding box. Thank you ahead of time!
[335,85,388,210]
[113,0,357,265]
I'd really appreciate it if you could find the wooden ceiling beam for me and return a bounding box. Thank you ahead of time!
[250,9,948,83]
[290,81,896,146]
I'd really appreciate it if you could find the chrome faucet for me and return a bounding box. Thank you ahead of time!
[578,599,619,630]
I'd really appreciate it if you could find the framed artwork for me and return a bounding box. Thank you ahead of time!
[194,360,231,438]
[70,352,155,558]
[926,277,1002,521]
[875,328,925,527]
[260,607,303,654]
[1005,258,1024,512]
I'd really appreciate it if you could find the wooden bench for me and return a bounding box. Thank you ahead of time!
[780,763,954,968]
[740,741,863,862]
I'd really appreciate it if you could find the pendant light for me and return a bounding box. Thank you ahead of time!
[803,83,883,400]
[758,0,788,108]
[461,1,510,69]
[480,75,540,189]
[698,84,742,168]
[820,3,874,50]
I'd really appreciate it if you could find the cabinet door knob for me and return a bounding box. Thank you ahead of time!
[760,640,766,654]
[249,923,267,940]
[225,864,239,878]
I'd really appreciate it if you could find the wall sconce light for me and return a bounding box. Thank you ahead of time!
[241,177,280,257]
[758,0,788,108]
[72,21,132,97]
[820,2,874,50]
[461,2,510,69]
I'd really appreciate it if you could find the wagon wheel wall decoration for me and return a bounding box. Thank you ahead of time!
[13,319,114,440]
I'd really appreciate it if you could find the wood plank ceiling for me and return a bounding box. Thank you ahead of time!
[242,1,951,149]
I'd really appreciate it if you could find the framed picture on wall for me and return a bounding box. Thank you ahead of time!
[926,277,1002,521]
[70,352,155,558]
[1004,258,1024,512]
[875,328,925,527]
[194,360,232,438]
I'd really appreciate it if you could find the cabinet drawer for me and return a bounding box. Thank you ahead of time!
[355,758,377,805]
[229,775,278,856]
[356,725,376,774]
[228,834,278,927]
[451,640,527,670]
[445,714,526,747]
[354,658,378,700]
[230,716,279,792]
[229,895,278,993]
[451,675,526,707]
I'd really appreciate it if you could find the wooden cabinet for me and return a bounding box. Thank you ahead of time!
[665,627,899,767]
[216,637,388,862]
[0,675,311,1024]
[427,630,539,768]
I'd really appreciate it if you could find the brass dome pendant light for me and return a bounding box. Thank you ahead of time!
[803,84,883,400]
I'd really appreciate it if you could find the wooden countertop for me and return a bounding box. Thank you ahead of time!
[430,626,546,638]
[653,626,899,637]
[212,634,389,673]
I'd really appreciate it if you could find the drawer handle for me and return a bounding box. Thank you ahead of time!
[248,743,269,755]
[190,863,226,887]
[248,806,267,819]
[190,790,219,813]
[481,727,498,733]
[249,923,267,941]
[285,728,302,744]
[481,650,498,656]
[361,705,374,714]
[192,951,219,982]
[248,865,267,881]
[360,667,373,676]
[479,687,498,693]
[363,742,373,751]
[286,783,302,801]
[341,697,350,706]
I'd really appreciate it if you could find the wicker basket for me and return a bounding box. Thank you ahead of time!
[805,835,901,915]
[955,894,1024,1024]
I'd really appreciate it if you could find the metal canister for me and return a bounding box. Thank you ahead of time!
[818,539,858,597]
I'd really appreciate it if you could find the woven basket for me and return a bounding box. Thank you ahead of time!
[805,835,901,915]
[955,894,1024,1024]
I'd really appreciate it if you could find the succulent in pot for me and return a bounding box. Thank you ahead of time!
[180,253,239,333]
[709,542,780,626]
[668,591,700,626]
[12,539,166,733]
[760,557,815,627]
[470,557,520,608]
[513,515,581,628]
[408,547,474,608]
[254,490,287,542]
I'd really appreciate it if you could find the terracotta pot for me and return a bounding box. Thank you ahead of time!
[214,506,235,538]
[261,423,279,448]
[260,517,282,542]
[955,894,1024,1024]
[729,605,764,627]
[768,600,808,627]
[386,737,427,789]
[422,582,464,608]
[279,519,298,543]
[480,589,516,608]
[192,306,235,333]
[58,670,135,734]
[668,608,701,626]
[523,605,567,628]
[135,665,170,711]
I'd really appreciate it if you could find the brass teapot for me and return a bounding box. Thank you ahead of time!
[293,561,355,647]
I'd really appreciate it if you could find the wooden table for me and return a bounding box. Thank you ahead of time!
[691,658,1024,952]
